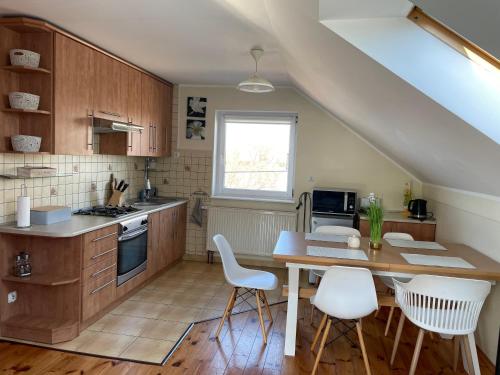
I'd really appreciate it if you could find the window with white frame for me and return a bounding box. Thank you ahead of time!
[212,111,297,202]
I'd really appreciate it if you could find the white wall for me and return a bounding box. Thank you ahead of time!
[424,184,500,362]
[177,86,421,211]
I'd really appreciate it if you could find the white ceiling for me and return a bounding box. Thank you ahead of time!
[0,0,289,85]
[1,0,499,196]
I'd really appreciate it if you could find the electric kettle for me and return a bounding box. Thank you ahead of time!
[408,199,429,220]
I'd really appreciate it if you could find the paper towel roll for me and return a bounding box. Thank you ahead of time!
[17,196,30,228]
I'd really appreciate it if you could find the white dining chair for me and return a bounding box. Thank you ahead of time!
[377,232,414,336]
[212,234,278,344]
[309,225,362,323]
[390,275,491,375]
[310,266,378,375]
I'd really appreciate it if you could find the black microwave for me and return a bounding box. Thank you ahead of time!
[312,188,357,215]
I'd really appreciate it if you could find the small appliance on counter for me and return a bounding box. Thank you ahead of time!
[311,188,358,231]
[14,251,32,277]
[407,199,433,221]
[31,206,71,225]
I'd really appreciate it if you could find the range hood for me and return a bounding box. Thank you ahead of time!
[92,117,143,134]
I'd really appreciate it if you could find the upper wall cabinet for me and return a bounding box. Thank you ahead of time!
[0,17,172,156]
[53,33,94,155]
[93,52,128,123]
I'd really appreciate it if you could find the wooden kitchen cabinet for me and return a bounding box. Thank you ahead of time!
[140,74,154,156]
[93,51,128,123]
[173,203,187,262]
[53,33,94,155]
[126,67,142,155]
[359,219,436,241]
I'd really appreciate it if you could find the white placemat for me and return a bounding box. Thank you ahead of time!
[386,239,447,250]
[307,246,368,260]
[400,253,475,269]
[305,233,349,243]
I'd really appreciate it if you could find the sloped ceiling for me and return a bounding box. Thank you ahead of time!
[1,0,499,196]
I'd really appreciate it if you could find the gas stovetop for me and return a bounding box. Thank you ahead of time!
[73,205,141,218]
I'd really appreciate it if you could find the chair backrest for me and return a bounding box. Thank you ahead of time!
[394,275,491,335]
[314,266,378,320]
[383,232,414,241]
[212,234,245,286]
[315,225,361,237]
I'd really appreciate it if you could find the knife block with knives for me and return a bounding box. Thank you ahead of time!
[107,178,129,207]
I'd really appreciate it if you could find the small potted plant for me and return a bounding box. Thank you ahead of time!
[367,200,384,250]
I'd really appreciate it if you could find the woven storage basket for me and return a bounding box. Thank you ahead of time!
[8,92,40,110]
[9,49,40,68]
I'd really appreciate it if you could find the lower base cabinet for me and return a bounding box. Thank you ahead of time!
[359,219,436,241]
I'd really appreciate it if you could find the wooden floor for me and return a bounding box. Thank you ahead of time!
[0,299,495,374]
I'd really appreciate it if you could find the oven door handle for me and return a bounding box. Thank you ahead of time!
[118,226,148,241]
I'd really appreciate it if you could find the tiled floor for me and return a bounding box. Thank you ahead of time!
[1,261,287,364]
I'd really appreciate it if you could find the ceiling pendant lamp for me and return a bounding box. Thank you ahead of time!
[238,48,275,93]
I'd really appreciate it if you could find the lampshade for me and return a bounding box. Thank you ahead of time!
[238,48,275,93]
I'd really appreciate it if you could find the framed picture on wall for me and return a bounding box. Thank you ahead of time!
[186,119,206,140]
[187,97,207,118]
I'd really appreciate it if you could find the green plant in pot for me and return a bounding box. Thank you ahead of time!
[367,201,384,250]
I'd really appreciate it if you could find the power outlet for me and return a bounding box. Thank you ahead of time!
[7,291,17,304]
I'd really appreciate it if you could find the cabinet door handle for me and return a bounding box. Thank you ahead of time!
[128,132,133,149]
[90,279,115,295]
[99,110,121,118]
[90,247,116,260]
[149,124,153,151]
[91,263,116,278]
[91,232,117,242]
[87,110,94,150]
[153,125,157,151]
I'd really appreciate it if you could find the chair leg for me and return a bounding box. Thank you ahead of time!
[390,312,406,366]
[311,318,332,375]
[465,333,480,375]
[453,335,460,372]
[384,306,395,336]
[374,308,381,318]
[260,290,273,324]
[215,287,237,339]
[356,320,372,375]
[409,328,425,375]
[311,313,328,353]
[228,287,239,315]
[255,289,268,344]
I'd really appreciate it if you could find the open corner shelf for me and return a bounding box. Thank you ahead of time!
[1,65,51,74]
[0,315,78,344]
[2,273,80,286]
[2,108,51,115]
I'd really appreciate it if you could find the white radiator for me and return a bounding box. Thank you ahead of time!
[207,206,297,257]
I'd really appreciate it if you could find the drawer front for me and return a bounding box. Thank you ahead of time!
[83,225,118,268]
[82,271,116,321]
[82,251,117,285]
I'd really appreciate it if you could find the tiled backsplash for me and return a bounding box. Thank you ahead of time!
[0,153,145,224]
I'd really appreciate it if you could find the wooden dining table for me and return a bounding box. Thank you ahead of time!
[272,231,500,357]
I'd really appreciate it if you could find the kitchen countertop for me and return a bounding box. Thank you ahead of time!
[359,211,436,224]
[0,199,188,238]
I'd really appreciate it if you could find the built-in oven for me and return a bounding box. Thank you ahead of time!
[312,188,357,216]
[117,214,148,286]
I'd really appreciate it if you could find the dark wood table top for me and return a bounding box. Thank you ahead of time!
[273,231,500,281]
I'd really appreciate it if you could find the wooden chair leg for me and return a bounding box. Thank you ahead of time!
[356,320,372,375]
[453,335,460,372]
[311,313,328,353]
[409,328,425,375]
[255,289,268,344]
[260,290,273,324]
[384,306,395,336]
[374,308,381,318]
[215,287,237,339]
[228,287,239,315]
[429,331,437,341]
[311,318,332,375]
[390,312,406,366]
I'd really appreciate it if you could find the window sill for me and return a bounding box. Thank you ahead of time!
[211,195,295,204]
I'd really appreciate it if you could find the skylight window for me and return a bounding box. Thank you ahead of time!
[408,7,499,73]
